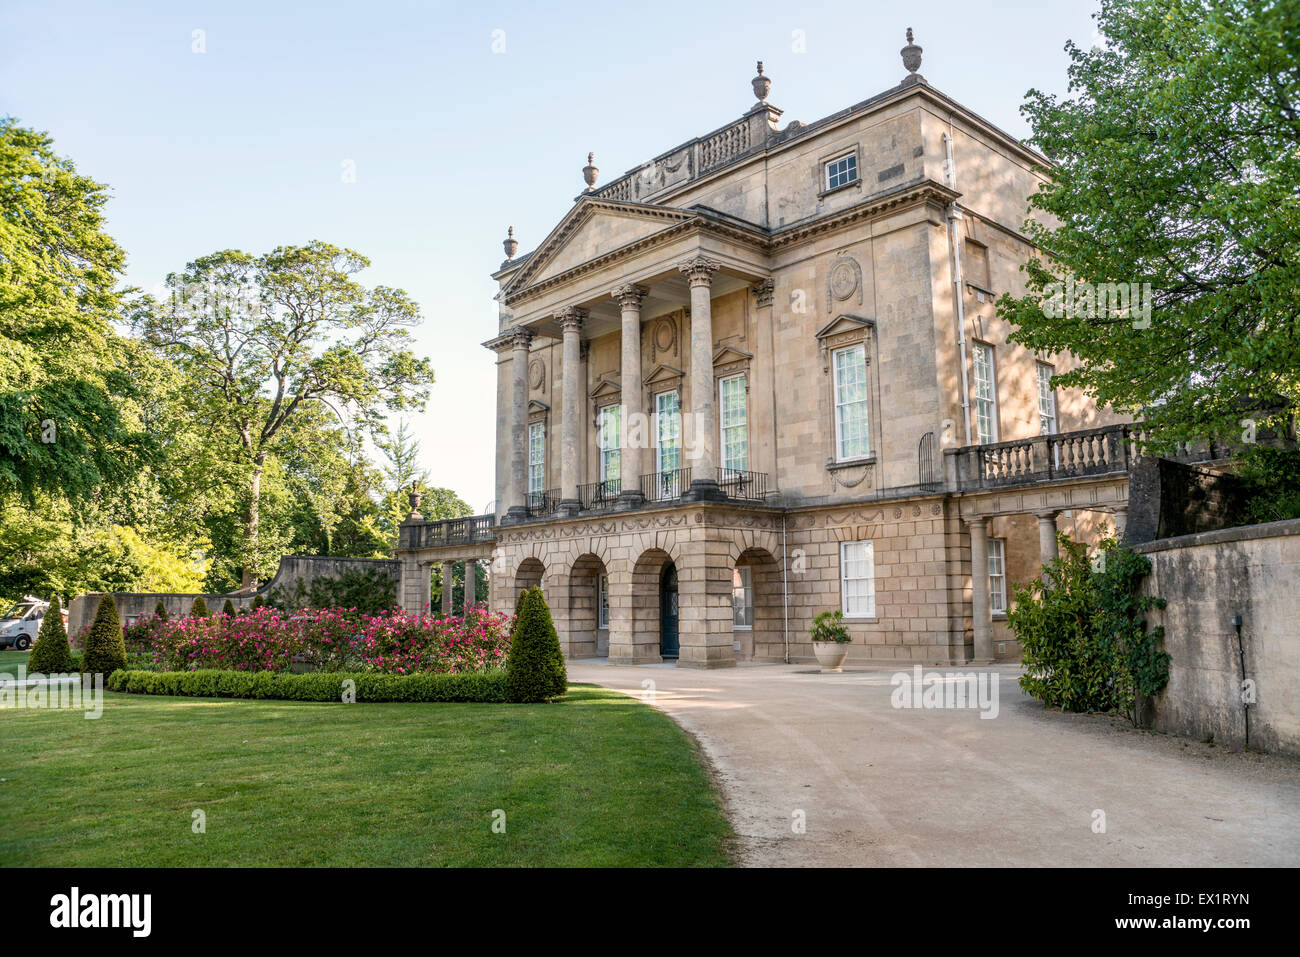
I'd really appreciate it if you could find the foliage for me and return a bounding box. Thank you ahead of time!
[121,603,512,675]
[133,240,435,586]
[222,598,236,617]
[1009,535,1169,722]
[0,118,153,505]
[506,588,567,703]
[1234,445,1300,523]
[268,566,398,617]
[28,595,71,673]
[80,593,126,677]
[997,0,1300,449]
[809,609,851,643]
[154,600,168,620]
[106,668,509,703]
[189,596,209,618]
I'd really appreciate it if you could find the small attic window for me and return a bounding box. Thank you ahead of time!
[824,153,858,191]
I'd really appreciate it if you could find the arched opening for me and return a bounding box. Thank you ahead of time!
[515,556,545,600]
[568,553,609,658]
[733,547,782,662]
[629,547,674,663]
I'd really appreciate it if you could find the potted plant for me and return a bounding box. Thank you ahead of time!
[809,610,852,672]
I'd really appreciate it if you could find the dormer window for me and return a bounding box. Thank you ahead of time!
[824,152,858,191]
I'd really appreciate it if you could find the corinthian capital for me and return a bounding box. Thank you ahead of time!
[677,256,721,288]
[752,278,775,308]
[610,283,648,310]
[509,326,534,351]
[555,306,588,334]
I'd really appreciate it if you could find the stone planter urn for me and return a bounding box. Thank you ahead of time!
[812,641,850,673]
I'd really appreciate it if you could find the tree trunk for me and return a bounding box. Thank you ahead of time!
[241,457,266,589]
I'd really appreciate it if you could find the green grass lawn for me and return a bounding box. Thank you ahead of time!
[0,650,30,678]
[0,684,735,867]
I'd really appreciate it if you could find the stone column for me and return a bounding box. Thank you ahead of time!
[613,283,647,506]
[464,559,477,608]
[418,561,432,616]
[678,256,722,499]
[1036,511,1060,567]
[1113,505,1128,542]
[967,517,994,662]
[507,327,532,522]
[557,307,587,515]
[751,279,777,482]
[441,561,455,616]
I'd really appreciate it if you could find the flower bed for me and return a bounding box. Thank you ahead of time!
[95,604,513,676]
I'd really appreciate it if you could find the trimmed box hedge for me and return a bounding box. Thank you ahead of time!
[106,668,510,703]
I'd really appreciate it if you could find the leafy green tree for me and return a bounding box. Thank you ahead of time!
[998,0,1300,448]
[134,241,435,586]
[506,587,567,703]
[0,119,152,505]
[81,593,126,677]
[29,595,71,673]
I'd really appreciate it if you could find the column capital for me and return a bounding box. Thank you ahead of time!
[509,326,533,350]
[965,515,988,530]
[1033,510,1060,521]
[751,278,775,307]
[555,306,587,333]
[677,255,721,287]
[611,283,648,309]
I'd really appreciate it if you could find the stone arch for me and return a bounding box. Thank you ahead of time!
[733,545,783,662]
[568,552,610,658]
[615,546,676,664]
[515,556,545,597]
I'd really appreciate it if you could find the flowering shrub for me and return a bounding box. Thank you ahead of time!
[97,603,513,676]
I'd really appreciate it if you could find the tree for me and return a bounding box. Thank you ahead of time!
[222,598,236,616]
[998,0,1300,449]
[189,596,209,618]
[135,241,435,586]
[29,595,71,673]
[506,587,567,703]
[154,600,168,620]
[81,593,126,677]
[0,118,152,505]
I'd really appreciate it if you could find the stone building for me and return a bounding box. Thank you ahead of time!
[397,33,1133,667]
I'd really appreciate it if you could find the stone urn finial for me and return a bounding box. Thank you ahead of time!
[901,27,923,77]
[406,483,423,520]
[582,152,598,191]
[752,60,771,103]
[502,225,518,262]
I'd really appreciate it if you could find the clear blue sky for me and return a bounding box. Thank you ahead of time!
[0,0,1102,511]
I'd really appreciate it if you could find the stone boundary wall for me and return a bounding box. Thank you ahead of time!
[1135,519,1300,756]
[1127,457,1246,543]
[67,556,400,635]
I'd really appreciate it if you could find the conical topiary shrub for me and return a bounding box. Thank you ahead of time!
[251,594,266,610]
[29,596,72,674]
[222,598,236,617]
[189,596,209,618]
[81,594,127,677]
[154,600,168,620]
[506,587,567,703]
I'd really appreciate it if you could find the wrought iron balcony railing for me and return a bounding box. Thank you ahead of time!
[526,488,560,518]
[716,467,768,502]
[640,468,692,503]
[578,479,621,511]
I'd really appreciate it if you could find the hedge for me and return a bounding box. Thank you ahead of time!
[106,669,510,703]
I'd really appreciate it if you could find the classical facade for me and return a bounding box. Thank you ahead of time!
[397,33,1133,667]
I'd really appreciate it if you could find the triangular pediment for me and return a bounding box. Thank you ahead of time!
[528,398,550,413]
[506,197,697,294]
[644,363,685,387]
[815,314,874,339]
[712,344,754,365]
[589,375,622,399]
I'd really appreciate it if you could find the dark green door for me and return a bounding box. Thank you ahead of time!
[660,563,679,658]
